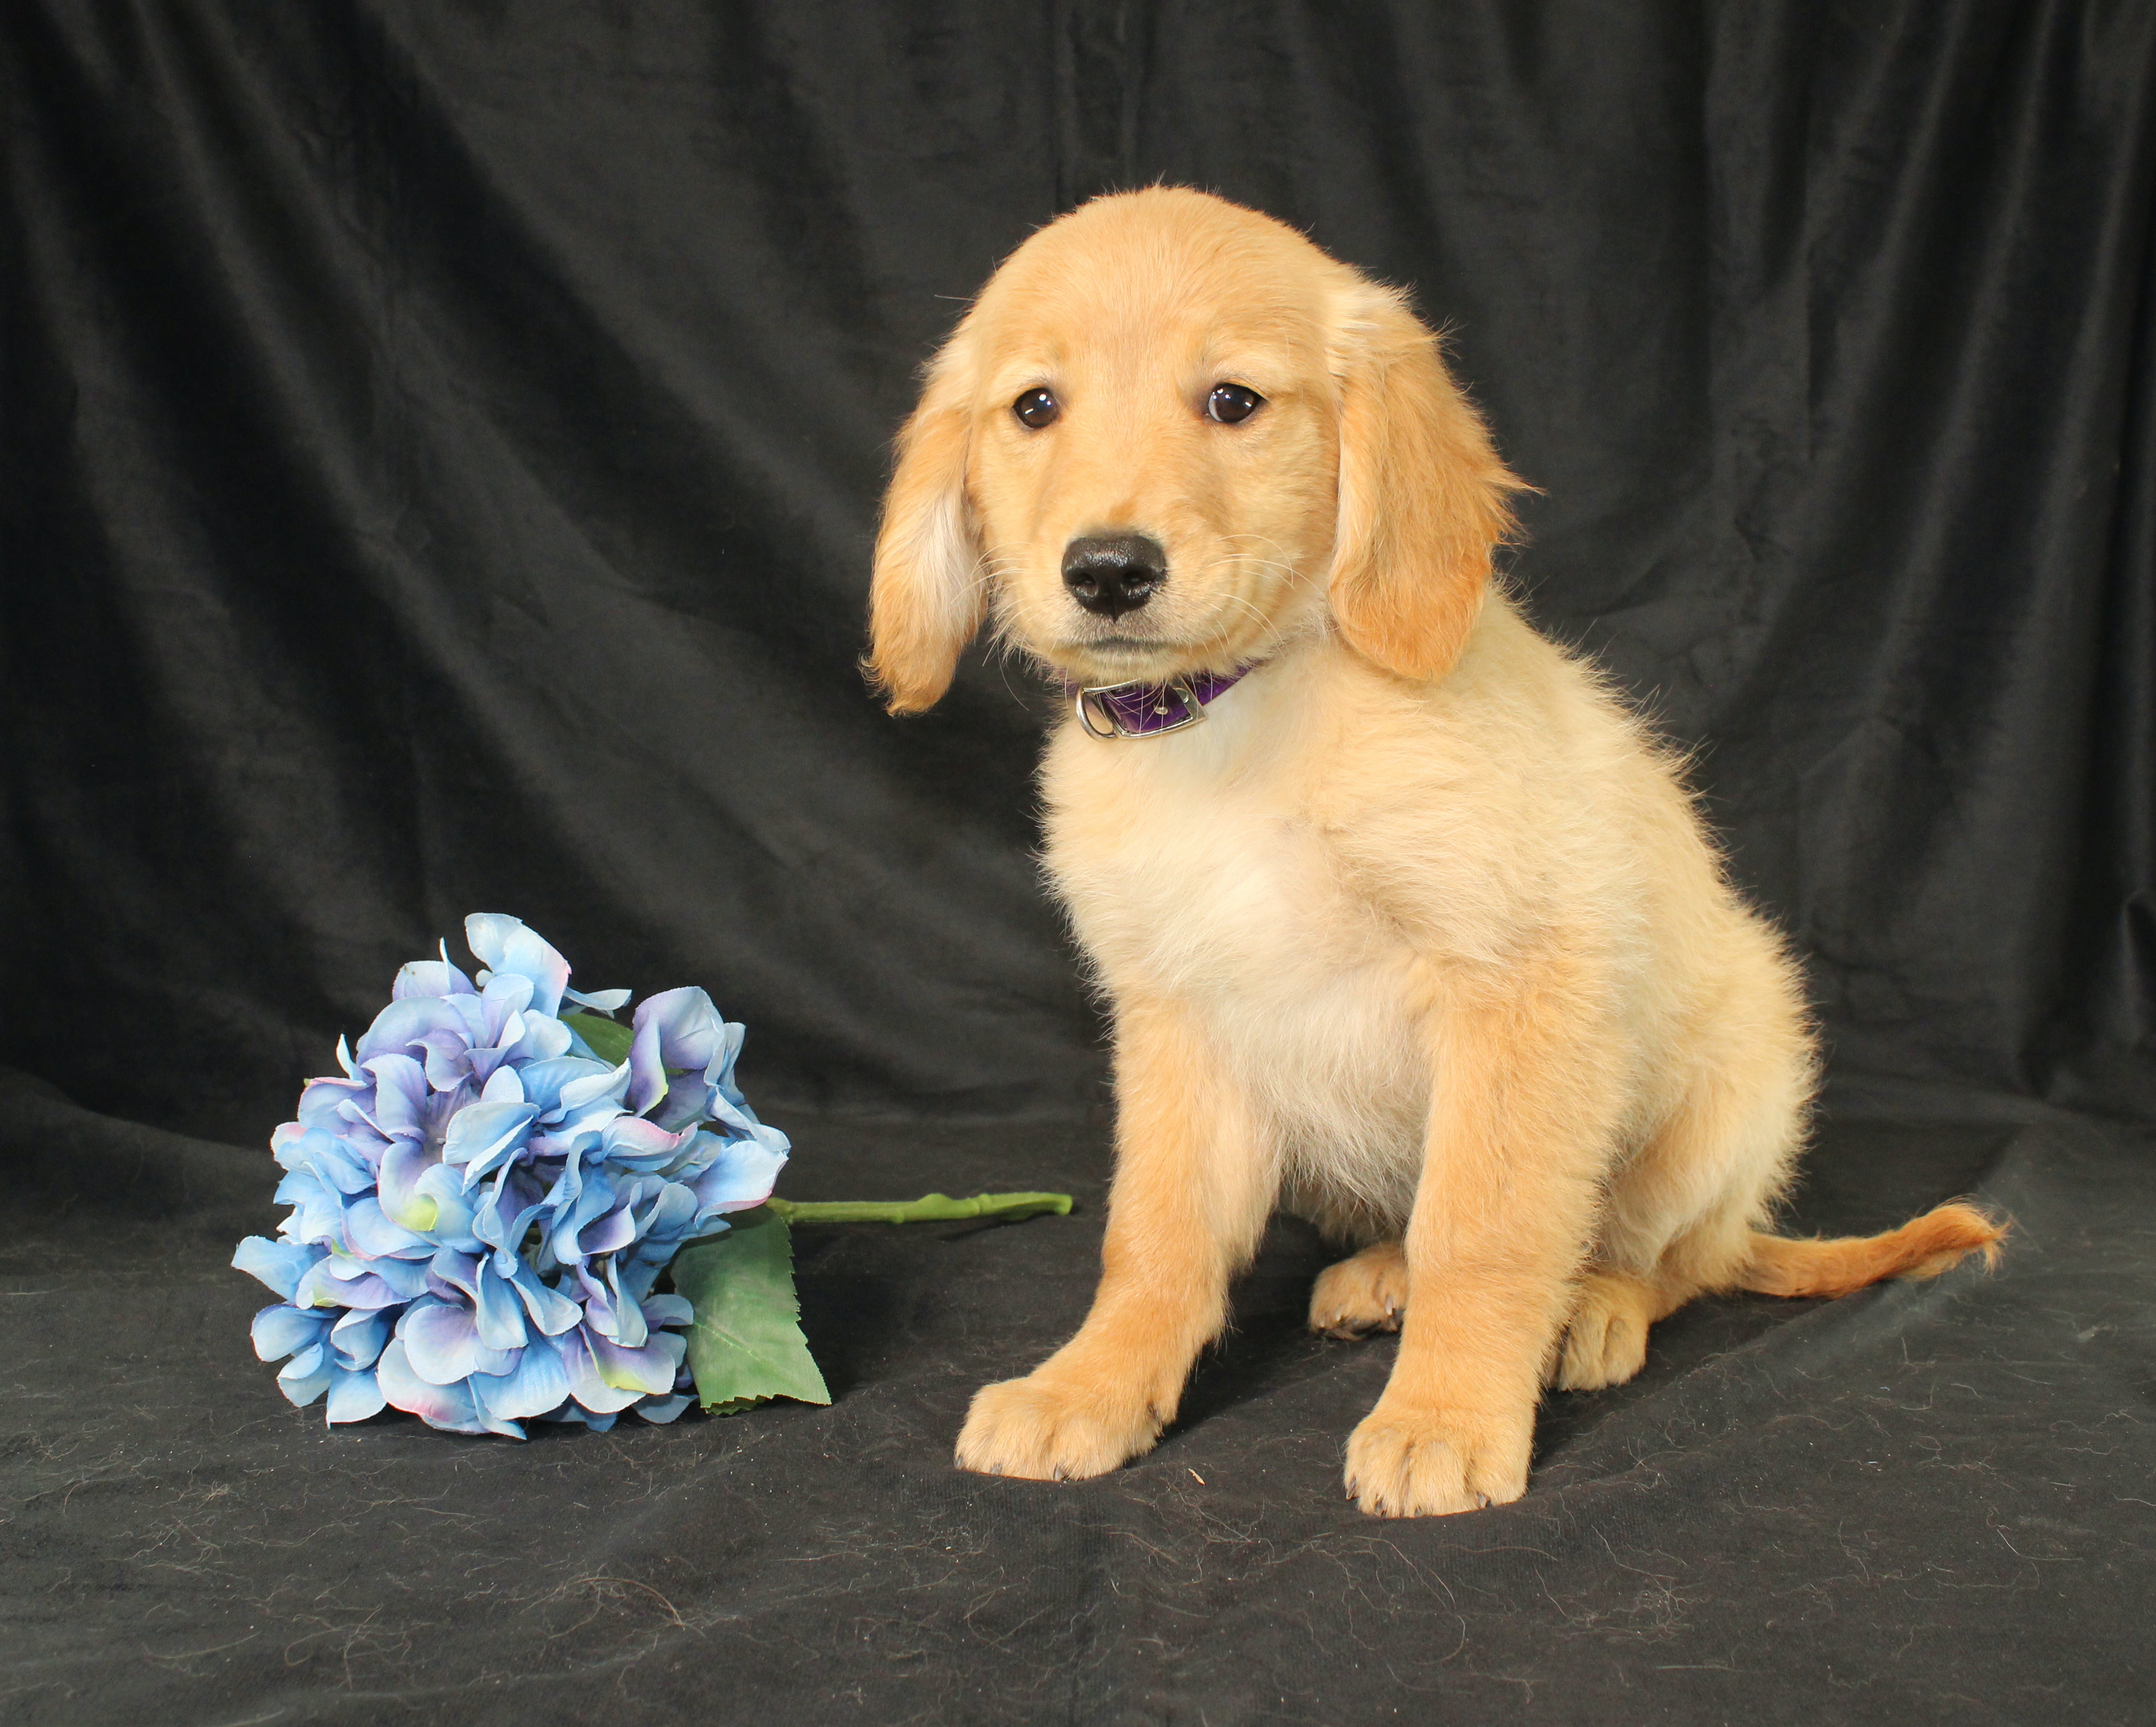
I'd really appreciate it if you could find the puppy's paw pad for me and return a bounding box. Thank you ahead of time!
[955,1375,1158,1482]
[1555,1275,1654,1392]
[1343,1405,1530,1518]
[1308,1245,1409,1339]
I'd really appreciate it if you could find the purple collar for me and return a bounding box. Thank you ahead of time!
[1066,665,1257,740]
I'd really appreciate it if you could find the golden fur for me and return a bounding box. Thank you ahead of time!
[866,188,2001,1517]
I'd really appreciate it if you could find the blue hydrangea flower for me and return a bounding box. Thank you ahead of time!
[234,915,789,1436]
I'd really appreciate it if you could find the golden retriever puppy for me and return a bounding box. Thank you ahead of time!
[865,187,2001,1517]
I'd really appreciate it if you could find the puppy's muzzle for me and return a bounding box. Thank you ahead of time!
[1062,533,1166,618]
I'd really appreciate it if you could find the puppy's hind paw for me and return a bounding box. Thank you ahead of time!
[1553,1270,1656,1392]
[1309,1240,1409,1339]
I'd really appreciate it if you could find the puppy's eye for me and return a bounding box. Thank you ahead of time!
[1013,387,1061,429]
[1206,382,1264,425]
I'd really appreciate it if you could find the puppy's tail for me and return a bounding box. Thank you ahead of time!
[1739,1201,2007,1299]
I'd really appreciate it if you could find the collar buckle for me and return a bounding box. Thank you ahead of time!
[1072,676,1209,741]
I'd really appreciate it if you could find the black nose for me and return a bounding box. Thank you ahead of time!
[1061,533,1167,618]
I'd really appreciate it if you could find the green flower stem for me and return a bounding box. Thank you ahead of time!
[765,1192,1071,1226]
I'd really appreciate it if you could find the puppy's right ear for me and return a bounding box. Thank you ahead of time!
[865,340,985,714]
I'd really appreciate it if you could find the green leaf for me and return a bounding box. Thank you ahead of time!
[671,1206,831,1415]
[766,1191,1072,1226]
[560,1010,634,1066]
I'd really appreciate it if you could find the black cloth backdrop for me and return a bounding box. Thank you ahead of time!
[3,4,2152,1724]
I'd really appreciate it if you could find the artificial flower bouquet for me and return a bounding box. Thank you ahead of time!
[235,915,1064,1437]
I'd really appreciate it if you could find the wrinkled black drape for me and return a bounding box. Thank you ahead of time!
[6,1,2149,1135]
[3,4,2151,1724]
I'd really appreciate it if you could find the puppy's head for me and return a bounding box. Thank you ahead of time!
[866,188,1520,713]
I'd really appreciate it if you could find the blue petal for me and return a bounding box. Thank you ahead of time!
[626,988,723,1116]
[298,1255,420,1312]
[635,1392,695,1425]
[579,1201,638,1258]
[469,1335,572,1422]
[289,1267,361,1311]
[252,1303,330,1362]
[582,1254,647,1347]
[411,1163,482,1249]
[392,953,474,1002]
[535,1148,585,1229]
[538,1108,625,1164]
[563,986,631,1013]
[559,1329,651,1414]
[408,1028,477,1092]
[640,1294,693,1329]
[477,971,535,1048]
[232,1237,326,1302]
[641,987,726,1076]
[505,1259,584,1337]
[634,1180,698,1245]
[287,1257,348,1310]
[702,1017,748,1100]
[586,1327,686,1396]
[470,1165,548,1265]
[501,1013,572,1065]
[376,1339,491,1435]
[465,914,572,1020]
[273,1167,352,1248]
[272,1123,375,1194]
[649,1079,711,1135]
[688,1133,788,1221]
[329,1306,391,1371]
[556,1061,631,1115]
[398,1296,485,1385]
[283,1073,366,1136]
[269,1121,336,1173]
[378,1138,439,1233]
[356,998,471,1068]
[423,1254,530,1354]
[343,1197,432,1259]
[358,1052,432,1136]
[366,1254,434,1301]
[325,1366,387,1424]
[572,1260,626,1342]
[541,1401,619,1433]
[470,1259,530,1352]
[601,1115,693,1169]
[464,1044,511,1088]
[513,1055,609,1116]
[614,1254,665,1305]
[440,1098,540,1185]
[548,1168,618,1266]
[277,1344,332,1407]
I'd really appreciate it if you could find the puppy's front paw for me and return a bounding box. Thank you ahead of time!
[955,1373,1161,1482]
[1309,1241,1409,1338]
[1343,1402,1532,1517]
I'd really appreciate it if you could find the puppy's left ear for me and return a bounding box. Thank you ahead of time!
[865,336,985,715]
[1325,281,1524,683]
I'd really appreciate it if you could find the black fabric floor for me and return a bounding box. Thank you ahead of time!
[5,1071,2149,1726]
